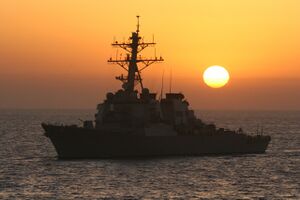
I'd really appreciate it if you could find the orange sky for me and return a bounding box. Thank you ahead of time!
[0,0,300,109]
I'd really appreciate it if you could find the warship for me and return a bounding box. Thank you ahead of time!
[42,16,271,158]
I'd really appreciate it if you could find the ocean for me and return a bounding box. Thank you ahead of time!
[0,110,299,199]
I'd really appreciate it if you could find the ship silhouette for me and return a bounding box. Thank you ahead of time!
[42,16,271,158]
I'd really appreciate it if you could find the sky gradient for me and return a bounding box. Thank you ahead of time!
[1,0,300,109]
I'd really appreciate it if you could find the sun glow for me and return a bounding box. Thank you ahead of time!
[203,66,230,88]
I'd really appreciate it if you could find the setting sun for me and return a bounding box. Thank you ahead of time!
[203,66,230,88]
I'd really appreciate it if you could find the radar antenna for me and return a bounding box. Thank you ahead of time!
[107,16,164,92]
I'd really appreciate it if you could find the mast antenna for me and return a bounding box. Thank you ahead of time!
[108,16,164,92]
[159,69,165,100]
[136,15,140,33]
[169,66,173,93]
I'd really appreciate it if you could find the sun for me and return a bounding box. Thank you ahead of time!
[203,66,230,88]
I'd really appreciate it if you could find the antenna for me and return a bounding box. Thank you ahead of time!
[159,69,165,100]
[169,66,173,93]
[136,15,140,33]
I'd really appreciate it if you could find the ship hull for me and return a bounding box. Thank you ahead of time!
[43,125,271,158]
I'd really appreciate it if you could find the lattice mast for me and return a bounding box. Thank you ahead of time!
[108,16,163,92]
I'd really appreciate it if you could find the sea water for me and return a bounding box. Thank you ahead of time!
[0,110,299,199]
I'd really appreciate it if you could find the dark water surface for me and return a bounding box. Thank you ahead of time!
[0,110,299,199]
